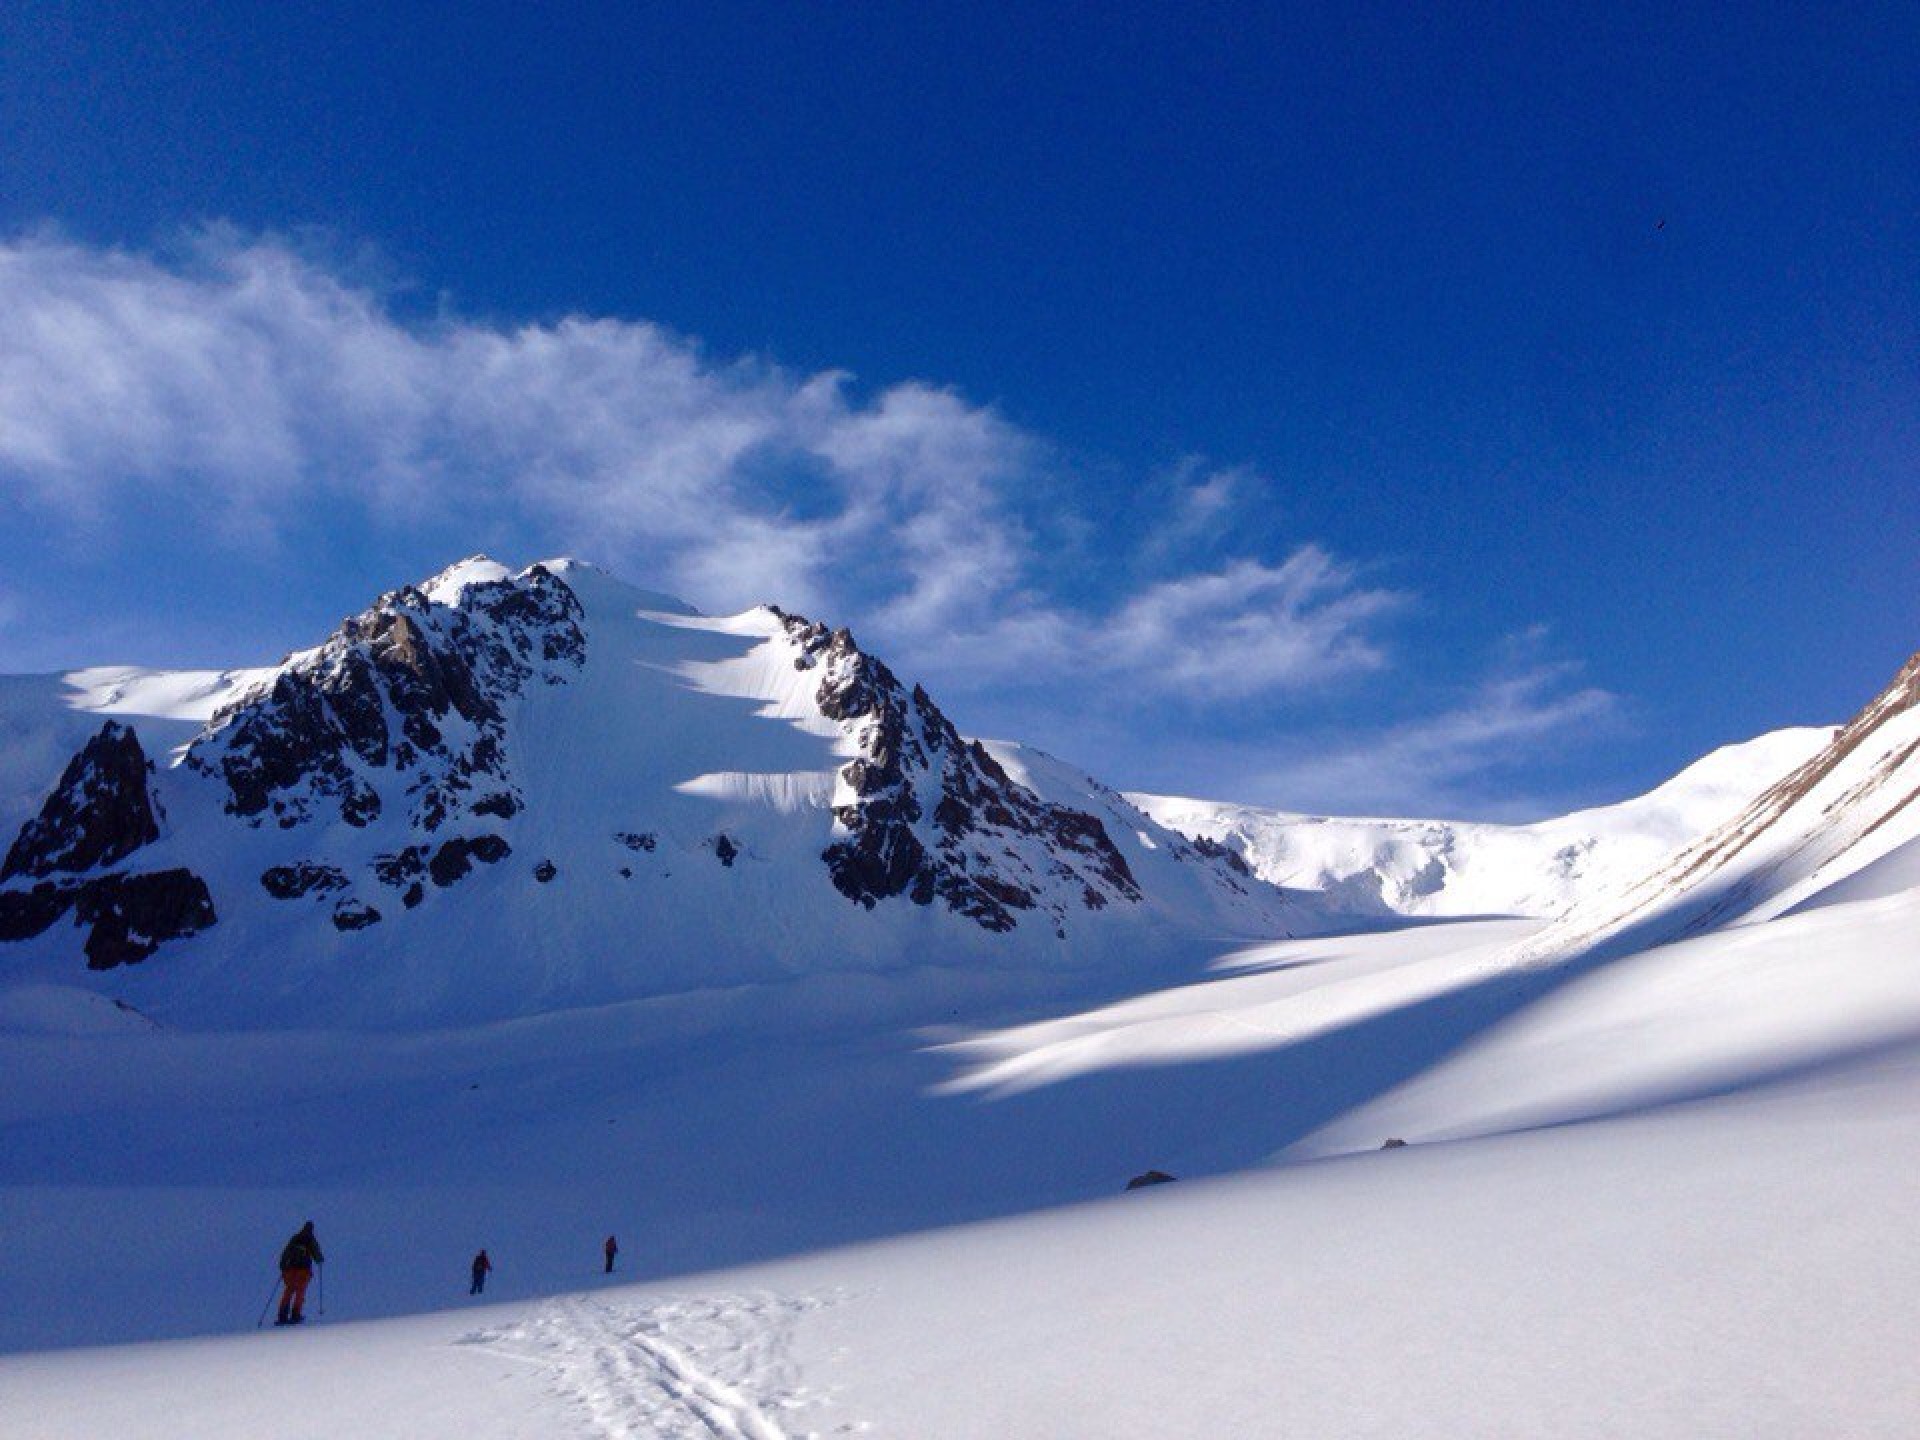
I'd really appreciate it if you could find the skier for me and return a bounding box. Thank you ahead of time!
[603,1234,618,1274]
[275,1221,324,1326]
[469,1249,492,1296]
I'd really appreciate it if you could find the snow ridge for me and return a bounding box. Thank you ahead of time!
[1520,648,1920,961]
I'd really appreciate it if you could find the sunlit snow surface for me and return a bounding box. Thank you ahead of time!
[3,567,1916,1435]
[2,878,1918,1435]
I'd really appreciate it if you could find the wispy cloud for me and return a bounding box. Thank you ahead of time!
[0,228,1631,816]
[0,228,1399,706]
[1245,658,1622,819]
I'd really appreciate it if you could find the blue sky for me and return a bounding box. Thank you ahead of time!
[1,2,1914,817]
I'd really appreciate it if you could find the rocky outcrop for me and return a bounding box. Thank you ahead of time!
[1,721,162,881]
[428,834,512,888]
[331,898,382,931]
[0,721,216,968]
[187,563,584,835]
[260,863,349,900]
[0,868,216,969]
[0,882,74,941]
[73,870,217,970]
[777,613,1141,933]
[1190,833,1253,879]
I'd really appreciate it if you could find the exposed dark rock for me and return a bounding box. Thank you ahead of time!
[187,564,583,834]
[616,831,657,853]
[713,834,738,867]
[533,859,557,883]
[401,882,424,909]
[429,834,512,887]
[374,847,427,888]
[331,898,382,931]
[0,881,75,941]
[1125,1170,1178,1191]
[2,722,163,882]
[202,669,384,829]
[1,864,215,967]
[260,863,349,900]
[469,834,511,864]
[430,839,473,888]
[778,614,1141,934]
[72,869,217,971]
[1381,1138,1408,1150]
[1191,834,1254,878]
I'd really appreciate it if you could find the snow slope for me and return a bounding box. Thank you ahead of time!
[1133,725,1831,919]
[2,736,1916,1432]
[1518,648,1920,962]
[4,1036,1916,1439]
[1306,883,1920,1155]
[4,566,1916,1436]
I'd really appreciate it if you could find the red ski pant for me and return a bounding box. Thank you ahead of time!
[279,1267,312,1318]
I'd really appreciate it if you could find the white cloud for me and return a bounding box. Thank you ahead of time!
[1093,551,1404,697]
[1248,661,1621,818]
[0,228,1403,705]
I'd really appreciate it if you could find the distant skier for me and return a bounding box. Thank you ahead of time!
[470,1249,492,1296]
[603,1234,618,1274]
[275,1221,324,1326]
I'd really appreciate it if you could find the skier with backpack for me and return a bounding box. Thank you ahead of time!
[274,1221,325,1326]
[470,1249,492,1295]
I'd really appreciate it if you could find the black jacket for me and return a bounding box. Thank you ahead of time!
[279,1229,324,1272]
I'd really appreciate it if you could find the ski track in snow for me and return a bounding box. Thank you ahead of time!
[463,1291,850,1439]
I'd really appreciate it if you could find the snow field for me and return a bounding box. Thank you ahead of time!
[5,1061,1917,1438]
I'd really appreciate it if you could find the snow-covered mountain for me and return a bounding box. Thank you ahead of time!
[0,558,1282,1023]
[4,568,1918,1438]
[1516,646,1920,962]
[1132,726,1832,921]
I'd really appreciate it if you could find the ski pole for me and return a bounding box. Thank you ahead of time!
[256,1274,281,1329]
[317,1263,325,1317]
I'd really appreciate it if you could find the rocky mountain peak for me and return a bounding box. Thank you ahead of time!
[775,610,1142,934]
[187,562,586,833]
[2,560,1292,1001]
[0,720,214,970]
[1,720,161,882]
